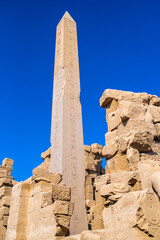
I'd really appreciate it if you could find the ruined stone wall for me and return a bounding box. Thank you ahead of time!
[98,89,160,239]
[0,158,16,240]
[84,144,105,230]
[4,148,74,240]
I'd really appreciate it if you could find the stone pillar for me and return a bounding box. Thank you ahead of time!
[50,12,87,234]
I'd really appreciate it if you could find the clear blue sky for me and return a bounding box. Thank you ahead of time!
[0,0,160,181]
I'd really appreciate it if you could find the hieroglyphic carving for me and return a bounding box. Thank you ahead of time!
[50,12,87,234]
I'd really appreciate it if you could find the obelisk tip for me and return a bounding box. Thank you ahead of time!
[62,11,75,22]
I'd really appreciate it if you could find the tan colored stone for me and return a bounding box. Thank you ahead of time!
[91,143,103,149]
[41,192,52,208]
[94,175,110,191]
[119,101,147,121]
[151,171,160,198]
[127,148,139,171]
[118,131,132,153]
[2,158,14,168]
[56,215,70,228]
[91,217,104,230]
[114,153,130,172]
[129,130,154,152]
[100,184,115,198]
[41,147,51,160]
[149,105,160,123]
[107,109,121,131]
[102,141,118,159]
[138,160,160,190]
[105,99,119,127]
[155,123,160,140]
[100,89,149,107]
[85,162,96,171]
[53,184,71,201]
[85,185,93,201]
[84,145,91,152]
[0,167,7,178]
[0,178,13,187]
[149,94,160,106]
[53,201,70,215]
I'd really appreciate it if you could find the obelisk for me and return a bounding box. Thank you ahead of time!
[50,12,88,234]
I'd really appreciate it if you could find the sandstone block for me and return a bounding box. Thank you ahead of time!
[94,175,110,191]
[85,162,96,171]
[149,95,160,106]
[119,101,147,121]
[52,184,71,201]
[41,192,52,208]
[151,171,160,198]
[0,178,13,187]
[102,141,118,159]
[127,148,139,171]
[86,200,95,208]
[91,217,104,230]
[56,215,70,228]
[81,231,102,240]
[53,201,70,215]
[2,158,14,168]
[149,105,160,123]
[0,167,7,178]
[107,109,121,131]
[138,160,160,190]
[129,131,154,152]
[0,187,12,199]
[114,153,129,172]
[41,147,51,160]
[91,143,103,149]
[84,145,91,152]
[85,185,93,201]
[100,89,149,107]
[118,132,132,153]
[155,123,160,140]
[100,184,115,198]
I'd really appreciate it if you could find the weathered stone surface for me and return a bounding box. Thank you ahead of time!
[107,109,121,131]
[151,171,160,198]
[2,158,14,168]
[149,95,160,106]
[100,89,149,107]
[119,101,147,121]
[129,131,154,152]
[102,140,118,159]
[138,160,160,190]
[100,184,115,197]
[84,145,91,152]
[41,147,51,160]
[155,123,160,140]
[103,190,157,239]
[52,184,71,201]
[149,105,160,123]
[127,148,139,171]
[94,175,110,191]
[118,132,132,153]
[53,201,70,215]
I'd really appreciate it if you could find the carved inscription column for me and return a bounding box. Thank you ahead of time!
[50,12,88,234]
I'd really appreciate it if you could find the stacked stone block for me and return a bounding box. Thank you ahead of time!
[0,158,14,240]
[95,89,160,239]
[5,148,74,240]
[84,144,105,230]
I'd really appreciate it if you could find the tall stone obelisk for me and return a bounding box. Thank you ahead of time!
[50,12,88,234]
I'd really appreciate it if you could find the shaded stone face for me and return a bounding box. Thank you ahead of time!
[50,12,87,234]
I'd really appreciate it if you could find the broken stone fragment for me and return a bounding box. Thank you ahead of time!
[148,105,160,123]
[102,140,118,159]
[100,184,115,198]
[129,131,154,152]
[118,131,132,153]
[41,192,52,208]
[94,174,110,191]
[149,94,160,106]
[53,201,70,215]
[155,123,160,140]
[52,184,71,201]
[100,89,149,108]
[107,109,122,131]
[150,171,160,198]
[2,158,14,168]
[84,145,91,152]
[41,147,51,160]
[0,178,13,187]
[56,215,70,228]
[126,148,139,171]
